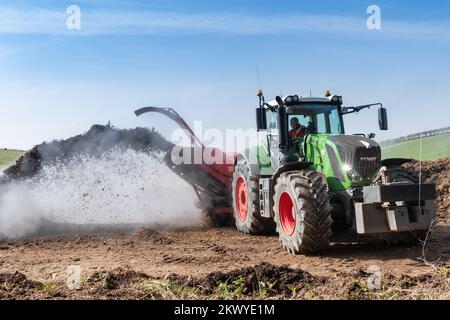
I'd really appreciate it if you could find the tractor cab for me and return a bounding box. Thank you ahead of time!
[257,93,347,163]
[256,91,389,167]
[285,101,345,135]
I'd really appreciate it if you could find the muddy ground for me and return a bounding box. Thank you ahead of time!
[0,225,449,300]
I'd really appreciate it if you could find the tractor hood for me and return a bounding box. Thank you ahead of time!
[328,135,381,179]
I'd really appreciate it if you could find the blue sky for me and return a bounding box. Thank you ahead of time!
[1,0,450,149]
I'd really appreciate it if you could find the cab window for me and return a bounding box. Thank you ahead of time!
[266,109,278,134]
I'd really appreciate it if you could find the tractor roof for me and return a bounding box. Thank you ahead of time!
[266,96,334,108]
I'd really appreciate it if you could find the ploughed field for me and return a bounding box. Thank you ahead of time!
[0,225,449,300]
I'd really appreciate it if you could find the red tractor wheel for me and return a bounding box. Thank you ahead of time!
[234,176,248,222]
[273,170,332,254]
[279,191,296,236]
[232,159,275,235]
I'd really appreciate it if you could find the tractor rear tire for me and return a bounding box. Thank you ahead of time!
[370,166,429,246]
[273,170,333,254]
[232,160,275,234]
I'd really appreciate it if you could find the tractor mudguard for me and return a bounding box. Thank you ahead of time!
[270,161,326,197]
[272,161,313,184]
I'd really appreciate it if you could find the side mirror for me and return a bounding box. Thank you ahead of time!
[378,107,388,131]
[256,108,267,131]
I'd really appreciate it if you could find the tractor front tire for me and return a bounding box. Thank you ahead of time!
[273,170,332,254]
[232,160,275,234]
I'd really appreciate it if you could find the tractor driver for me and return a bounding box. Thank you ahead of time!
[289,117,307,141]
[289,117,307,158]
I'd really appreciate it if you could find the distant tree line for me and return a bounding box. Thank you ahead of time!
[381,126,450,147]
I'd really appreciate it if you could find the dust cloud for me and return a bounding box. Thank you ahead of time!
[0,148,200,239]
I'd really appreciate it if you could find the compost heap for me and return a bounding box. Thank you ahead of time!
[0,124,203,239]
[403,158,450,223]
[3,124,173,180]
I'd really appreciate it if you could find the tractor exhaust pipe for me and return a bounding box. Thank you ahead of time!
[275,96,289,151]
[275,96,298,165]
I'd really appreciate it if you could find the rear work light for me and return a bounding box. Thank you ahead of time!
[331,95,343,104]
[284,95,300,105]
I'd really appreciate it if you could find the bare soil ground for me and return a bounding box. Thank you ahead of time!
[1,225,449,300]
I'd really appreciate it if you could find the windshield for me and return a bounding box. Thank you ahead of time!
[287,103,344,135]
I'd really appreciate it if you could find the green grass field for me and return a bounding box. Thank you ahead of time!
[0,149,24,166]
[382,132,450,161]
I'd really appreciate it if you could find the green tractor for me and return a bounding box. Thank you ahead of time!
[232,90,436,253]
